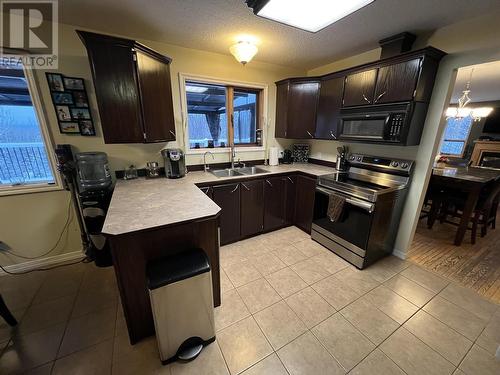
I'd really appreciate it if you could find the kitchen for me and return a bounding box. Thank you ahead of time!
[1,1,500,374]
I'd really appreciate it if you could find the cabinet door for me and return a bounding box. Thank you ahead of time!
[240,180,264,237]
[275,81,289,138]
[284,175,297,226]
[85,42,144,143]
[264,177,285,231]
[135,51,176,142]
[212,183,241,245]
[315,77,344,140]
[374,58,421,104]
[343,69,378,107]
[294,175,317,233]
[287,81,320,139]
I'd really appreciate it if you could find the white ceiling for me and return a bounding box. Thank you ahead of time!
[452,61,500,103]
[60,0,500,70]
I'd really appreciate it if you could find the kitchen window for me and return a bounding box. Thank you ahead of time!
[0,61,60,195]
[440,116,474,156]
[184,79,262,150]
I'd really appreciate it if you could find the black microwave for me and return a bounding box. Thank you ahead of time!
[338,102,426,145]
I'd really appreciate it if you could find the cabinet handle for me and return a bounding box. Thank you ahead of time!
[286,177,294,184]
[307,131,314,138]
[266,180,273,187]
[230,185,239,193]
[374,91,386,103]
[169,130,176,137]
[329,131,337,139]
[241,183,250,191]
[362,94,370,103]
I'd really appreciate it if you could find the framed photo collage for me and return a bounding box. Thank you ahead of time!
[46,73,96,136]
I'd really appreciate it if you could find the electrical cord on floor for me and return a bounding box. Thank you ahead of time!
[0,257,92,275]
[0,196,91,275]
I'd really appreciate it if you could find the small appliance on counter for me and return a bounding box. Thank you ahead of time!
[75,152,112,192]
[292,144,309,163]
[162,148,186,179]
[146,161,161,178]
[336,146,349,172]
[282,149,293,164]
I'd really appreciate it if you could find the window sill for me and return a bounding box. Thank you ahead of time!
[186,146,265,155]
[0,183,63,197]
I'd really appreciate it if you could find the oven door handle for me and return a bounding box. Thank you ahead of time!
[316,187,375,213]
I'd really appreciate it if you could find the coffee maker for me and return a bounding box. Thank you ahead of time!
[162,148,186,179]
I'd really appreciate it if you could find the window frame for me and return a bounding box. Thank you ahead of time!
[439,116,474,158]
[179,73,268,154]
[0,64,62,196]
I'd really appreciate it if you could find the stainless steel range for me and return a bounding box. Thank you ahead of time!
[311,154,414,269]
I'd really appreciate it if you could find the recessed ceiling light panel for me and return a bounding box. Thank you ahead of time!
[247,0,375,32]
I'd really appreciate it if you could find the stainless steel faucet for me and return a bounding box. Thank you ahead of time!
[230,144,236,169]
[203,151,214,172]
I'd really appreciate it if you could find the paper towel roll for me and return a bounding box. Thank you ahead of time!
[269,147,279,166]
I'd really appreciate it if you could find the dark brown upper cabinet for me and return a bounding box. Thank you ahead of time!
[240,180,264,238]
[77,30,176,144]
[373,58,421,104]
[315,76,344,140]
[342,69,378,107]
[275,78,320,139]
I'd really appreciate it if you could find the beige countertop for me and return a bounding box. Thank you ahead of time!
[102,163,335,236]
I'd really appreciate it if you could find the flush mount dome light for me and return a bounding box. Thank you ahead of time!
[246,0,375,32]
[229,41,259,65]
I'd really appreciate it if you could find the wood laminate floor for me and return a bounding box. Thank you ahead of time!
[408,212,500,304]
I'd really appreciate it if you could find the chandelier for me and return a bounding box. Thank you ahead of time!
[446,68,493,121]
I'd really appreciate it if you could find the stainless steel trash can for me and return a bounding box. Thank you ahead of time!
[147,248,215,365]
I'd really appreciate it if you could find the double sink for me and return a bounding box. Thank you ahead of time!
[210,166,269,178]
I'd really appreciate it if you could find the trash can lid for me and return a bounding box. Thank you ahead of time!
[146,248,210,290]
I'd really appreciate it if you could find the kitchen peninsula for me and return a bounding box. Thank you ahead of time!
[102,163,335,344]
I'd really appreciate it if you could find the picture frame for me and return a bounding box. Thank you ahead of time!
[63,77,85,90]
[59,122,80,134]
[70,107,91,120]
[56,105,72,121]
[46,73,95,136]
[52,92,74,105]
[46,73,65,92]
[72,90,89,107]
[78,120,96,136]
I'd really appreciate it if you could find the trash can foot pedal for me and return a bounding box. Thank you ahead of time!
[178,344,203,361]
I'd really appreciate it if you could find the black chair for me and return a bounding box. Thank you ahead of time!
[0,294,17,326]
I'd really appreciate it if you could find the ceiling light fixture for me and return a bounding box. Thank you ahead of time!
[229,41,258,65]
[246,0,375,32]
[446,68,493,121]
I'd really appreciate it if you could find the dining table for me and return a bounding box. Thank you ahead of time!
[430,165,500,245]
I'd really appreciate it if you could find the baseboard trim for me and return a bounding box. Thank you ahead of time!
[392,248,407,260]
[0,250,85,276]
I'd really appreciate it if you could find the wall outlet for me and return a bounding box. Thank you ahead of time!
[0,241,11,251]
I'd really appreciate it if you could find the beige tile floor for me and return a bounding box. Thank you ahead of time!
[0,226,499,374]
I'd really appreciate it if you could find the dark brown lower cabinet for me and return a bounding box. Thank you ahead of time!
[284,175,297,225]
[240,180,264,237]
[264,177,285,231]
[294,175,317,233]
[212,183,240,245]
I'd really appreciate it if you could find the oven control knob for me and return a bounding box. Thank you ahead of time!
[401,162,408,169]
[391,161,399,167]
[356,156,362,161]
[349,156,355,161]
